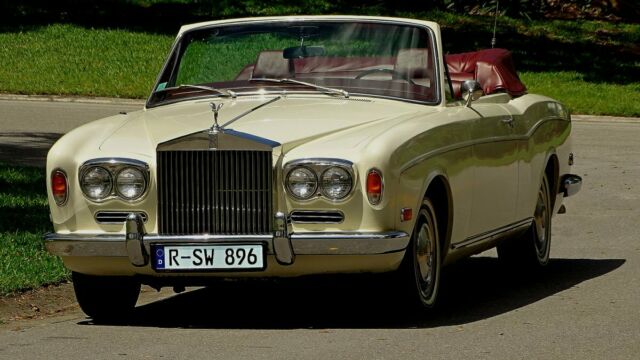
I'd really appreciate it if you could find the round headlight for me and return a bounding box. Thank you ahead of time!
[320,166,352,200]
[80,167,112,200]
[116,167,147,200]
[286,167,317,200]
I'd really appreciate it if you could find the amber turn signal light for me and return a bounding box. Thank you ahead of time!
[366,169,383,205]
[51,170,68,206]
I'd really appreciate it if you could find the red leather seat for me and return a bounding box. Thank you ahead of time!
[250,50,293,79]
[446,48,527,99]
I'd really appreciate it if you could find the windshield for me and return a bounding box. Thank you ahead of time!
[148,20,439,107]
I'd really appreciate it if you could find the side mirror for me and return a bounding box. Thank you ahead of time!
[461,80,484,107]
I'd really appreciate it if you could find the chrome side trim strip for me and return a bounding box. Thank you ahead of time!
[451,218,532,250]
[401,116,567,173]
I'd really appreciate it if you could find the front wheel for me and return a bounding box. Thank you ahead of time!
[72,272,141,320]
[396,198,442,309]
[497,173,552,268]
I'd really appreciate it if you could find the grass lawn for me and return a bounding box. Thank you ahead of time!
[0,164,68,295]
[521,72,640,116]
[0,15,638,116]
[0,25,172,99]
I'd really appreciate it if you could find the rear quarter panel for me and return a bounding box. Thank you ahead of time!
[505,94,573,219]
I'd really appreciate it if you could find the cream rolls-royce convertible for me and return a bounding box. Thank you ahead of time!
[44,15,582,318]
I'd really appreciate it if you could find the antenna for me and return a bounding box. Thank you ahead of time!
[491,0,500,48]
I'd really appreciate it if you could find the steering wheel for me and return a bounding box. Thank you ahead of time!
[355,68,416,85]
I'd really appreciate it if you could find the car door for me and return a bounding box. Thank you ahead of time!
[467,103,519,236]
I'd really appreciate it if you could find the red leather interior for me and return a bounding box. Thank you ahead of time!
[240,48,527,100]
[445,48,527,98]
[293,56,395,74]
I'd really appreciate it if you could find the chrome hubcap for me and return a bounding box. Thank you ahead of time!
[416,222,434,292]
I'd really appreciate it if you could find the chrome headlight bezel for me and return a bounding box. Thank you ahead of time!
[80,166,113,201]
[320,166,353,200]
[79,158,150,203]
[285,166,318,200]
[115,167,148,200]
[284,159,355,202]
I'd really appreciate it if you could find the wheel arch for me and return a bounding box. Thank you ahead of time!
[422,173,453,260]
[544,151,560,210]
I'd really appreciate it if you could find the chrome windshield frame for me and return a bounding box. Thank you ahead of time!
[146,18,442,109]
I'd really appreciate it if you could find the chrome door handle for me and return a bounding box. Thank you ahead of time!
[501,116,514,127]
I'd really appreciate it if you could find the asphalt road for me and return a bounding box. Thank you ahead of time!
[0,98,143,166]
[1,100,639,359]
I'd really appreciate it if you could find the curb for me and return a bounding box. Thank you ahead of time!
[0,94,145,106]
[571,114,640,123]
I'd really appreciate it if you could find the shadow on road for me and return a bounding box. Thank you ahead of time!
[80,257,624,329]
[0,132,62,167]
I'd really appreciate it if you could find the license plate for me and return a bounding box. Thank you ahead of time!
[152,244,264,271]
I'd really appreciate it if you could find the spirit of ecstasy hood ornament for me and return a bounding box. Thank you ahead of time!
[208,102,223,149]
[209,102,224,134]
[206,96,283,149]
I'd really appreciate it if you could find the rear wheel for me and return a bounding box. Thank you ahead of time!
[72,272,140,321]
[397,198,442,309]
[498,173,552,267]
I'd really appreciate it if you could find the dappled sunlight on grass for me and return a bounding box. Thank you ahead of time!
[0,163,68,295]
[0,14,638,116]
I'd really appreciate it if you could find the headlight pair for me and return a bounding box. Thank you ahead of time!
[285,160,354,201]
[80,159,149,202]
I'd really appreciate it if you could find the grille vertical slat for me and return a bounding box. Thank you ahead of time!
[232,151,237,234]
[249,153,258,232]
[196,151,201,233]
[214,153,220,234]
[205,151,211,234]
[158,150,272,235]
[262,153,271,232]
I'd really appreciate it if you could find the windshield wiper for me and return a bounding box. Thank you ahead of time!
[250,78,349,98]
[154,84,237,98]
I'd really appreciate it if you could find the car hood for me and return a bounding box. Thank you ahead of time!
[99,96,432,156]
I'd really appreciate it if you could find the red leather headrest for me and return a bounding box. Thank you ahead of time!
[251,51,292,79]
[446,48,527,97]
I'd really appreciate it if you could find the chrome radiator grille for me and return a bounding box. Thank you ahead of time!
[157,150,273,235]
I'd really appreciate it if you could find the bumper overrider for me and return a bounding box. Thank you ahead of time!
[560,174,582,197]
[45,213,410,269]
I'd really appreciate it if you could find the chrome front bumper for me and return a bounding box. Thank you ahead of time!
[44,213,409,268]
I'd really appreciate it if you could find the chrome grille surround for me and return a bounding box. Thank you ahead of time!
[157,150,273,235]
